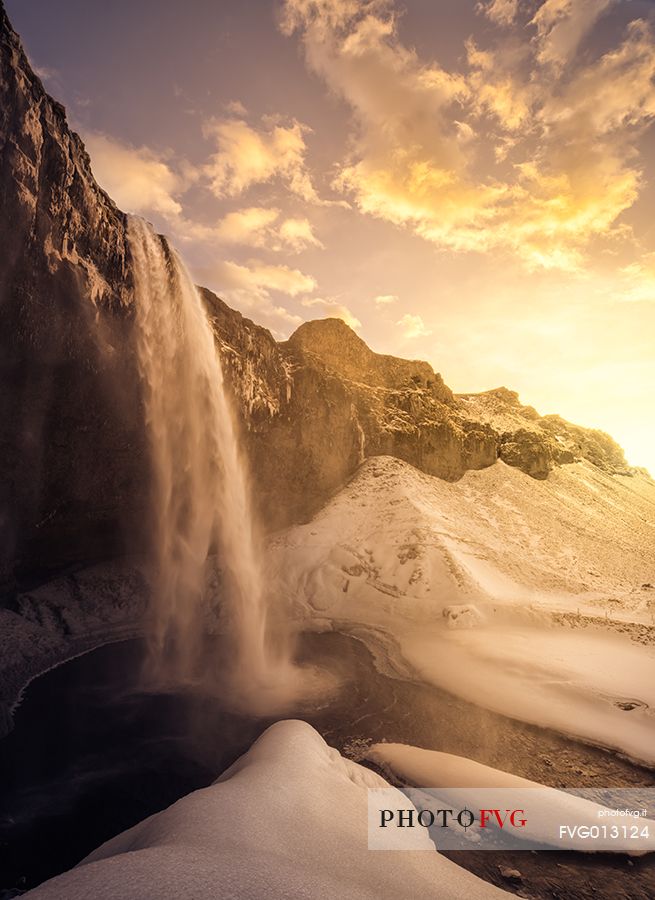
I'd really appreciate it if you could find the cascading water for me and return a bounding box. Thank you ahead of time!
[127,216,295,711]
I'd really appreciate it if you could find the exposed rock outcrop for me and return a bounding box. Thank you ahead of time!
[0,1,638,594]
[283,319,497,483]
[286,318,453,398]
[195,305,500,526]
[458,388,631,479]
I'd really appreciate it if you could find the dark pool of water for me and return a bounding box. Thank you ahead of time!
[0,639,274,894]
[1,632,654,899]
[0,631,397,894]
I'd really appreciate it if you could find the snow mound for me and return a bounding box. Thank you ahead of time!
[24,721,509,899]
[272,455,655,618]
[367,742,655,855]
[270,456,655,764]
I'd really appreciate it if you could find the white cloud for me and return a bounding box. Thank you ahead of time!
[278,217,324,251]
[531,0,616,70]
[396,313,432,339]
[478,0,518,26]
[301,297,362,329]
[374,294,398,306]
[84,132,186,219]
[212,259,317,296]
[203,115,321,202]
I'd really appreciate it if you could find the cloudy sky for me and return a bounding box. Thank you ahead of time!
[8,0,655,472]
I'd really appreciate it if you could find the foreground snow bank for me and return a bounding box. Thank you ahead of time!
[24,721,509,899]
[367,742,655,855]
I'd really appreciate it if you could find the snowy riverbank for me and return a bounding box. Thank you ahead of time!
[0,562,147,736]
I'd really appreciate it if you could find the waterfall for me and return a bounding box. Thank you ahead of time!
[127,216,293,710]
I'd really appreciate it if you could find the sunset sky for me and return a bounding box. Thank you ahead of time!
[8,0,655,473]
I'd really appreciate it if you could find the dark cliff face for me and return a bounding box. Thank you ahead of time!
[0,3,635,591]
[0,3,148,590]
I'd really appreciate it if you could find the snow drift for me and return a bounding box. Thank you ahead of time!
[366,742,655,855]
[22,721,509,899]
[271,456,655,763]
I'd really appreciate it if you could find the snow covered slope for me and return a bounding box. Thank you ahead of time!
[270,457,655,763]
[23,721,509,900]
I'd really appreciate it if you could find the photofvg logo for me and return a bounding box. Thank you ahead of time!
[379,806,527,831]
[367,788,655,853]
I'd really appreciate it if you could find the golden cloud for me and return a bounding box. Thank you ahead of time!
[213,259,317,296]
[531,0,616,69]
[396,313,432,339]
[215,207,280,245]
[196,259,317,337]
[282,0,655,271]
[301,296,362,329]
[478,0,518,26]
[278,217,324,252]
[84,132,186,218]
[203,115,320,203]
[215,207,323,252]
[617,252,655,303]
[374,293,398,306]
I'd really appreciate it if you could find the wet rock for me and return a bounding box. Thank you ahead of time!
[498,866,523,884]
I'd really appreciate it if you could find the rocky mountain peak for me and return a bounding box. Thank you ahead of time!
[287,317,453,401]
